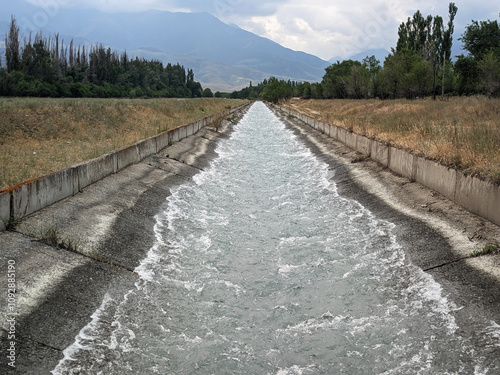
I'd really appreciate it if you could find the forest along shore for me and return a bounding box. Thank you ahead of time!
[0,105,249,375]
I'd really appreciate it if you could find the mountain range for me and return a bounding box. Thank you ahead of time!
[0,3,388,92]
[329,49,391,65]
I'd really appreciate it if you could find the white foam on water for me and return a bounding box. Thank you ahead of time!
[277,313,374,335]
[52,102,500,374]
[51,293,115,375]
[483,321,500,347]
[216,279,246,296]
[404,267,461,333]
[134,208,171,282]
[273,364,317,375]
[278,263,303,276]
[179,332,203,345]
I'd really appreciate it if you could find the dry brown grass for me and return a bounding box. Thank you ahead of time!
[0,97,247,190]
[286,97,500,184]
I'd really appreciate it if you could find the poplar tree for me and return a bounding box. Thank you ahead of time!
[395,2,457,98]
[456,15,500,95]
[5,16,21,73]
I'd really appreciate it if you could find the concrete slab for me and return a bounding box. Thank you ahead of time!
[321,121,328,134]
[388,146,417,181]
[11,168,78,218]
[180,124,188,140]
[0,231,136,374]
[155,131,171,153]
[307,116,314,128]
[329,124,338,141]
[75,152,117,191]
[116,144,139,172]
[356,134,372,156]
[416,157,457,201]
[0,191,10,224]
[316,120,323,133]
[136,137,157,160]
[171,127,180,143]
[370,140,389,166]
[17,162,169,257]
[345,131,357,150]
[186,123,195,137]
[337,127,347,144]
[0,231,87,322]
[455,172,500,226]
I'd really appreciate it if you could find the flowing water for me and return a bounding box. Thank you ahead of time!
[53,102,499,374]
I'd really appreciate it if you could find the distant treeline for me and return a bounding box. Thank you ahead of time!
[231,3,500,103]
[0,16,211,98]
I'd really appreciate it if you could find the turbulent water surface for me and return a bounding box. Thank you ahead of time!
[53,102,499,374]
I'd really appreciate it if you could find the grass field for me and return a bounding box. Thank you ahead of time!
[285,97,500,184]
[0,97,248,191]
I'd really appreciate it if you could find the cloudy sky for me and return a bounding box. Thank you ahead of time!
[25,0,499,60]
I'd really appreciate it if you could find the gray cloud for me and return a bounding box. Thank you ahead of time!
[169,0,284,19]
[23,0,500,60]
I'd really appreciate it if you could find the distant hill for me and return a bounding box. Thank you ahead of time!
[329,48,391,64]
[0,4,331,91]
[329,46,465,65]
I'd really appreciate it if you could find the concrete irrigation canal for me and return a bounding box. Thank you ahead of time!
[1,102,500,374]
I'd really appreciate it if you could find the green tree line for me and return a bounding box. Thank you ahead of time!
[225,78,296,103]
[232,3,500,102]
[0,16,209,98]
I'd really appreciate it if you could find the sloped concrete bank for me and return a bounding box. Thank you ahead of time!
[0,103,248,231]
[0,104,251,374]
[278,105,500,227]
[269,103,500,368]
[271,102,500,278]
[1,101,499,373]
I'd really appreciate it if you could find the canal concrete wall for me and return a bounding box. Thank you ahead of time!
[280,105,500,227]
[0,105,252,374]
[0,104,248,229]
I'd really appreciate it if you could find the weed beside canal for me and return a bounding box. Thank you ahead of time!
[470,242,500,258]
[37,224,80,252]
[0,97,248,190]
[286,97,500,184]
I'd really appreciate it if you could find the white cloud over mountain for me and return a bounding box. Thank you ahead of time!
[16,0,500,59]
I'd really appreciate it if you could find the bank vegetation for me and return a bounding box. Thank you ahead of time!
[0,97,246,190]
[285,97,500,184]
[231,4,500,104]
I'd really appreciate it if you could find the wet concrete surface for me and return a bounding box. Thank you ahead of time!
[270,104,500,369]
[1,102,500,373]
[0,107,248,374]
